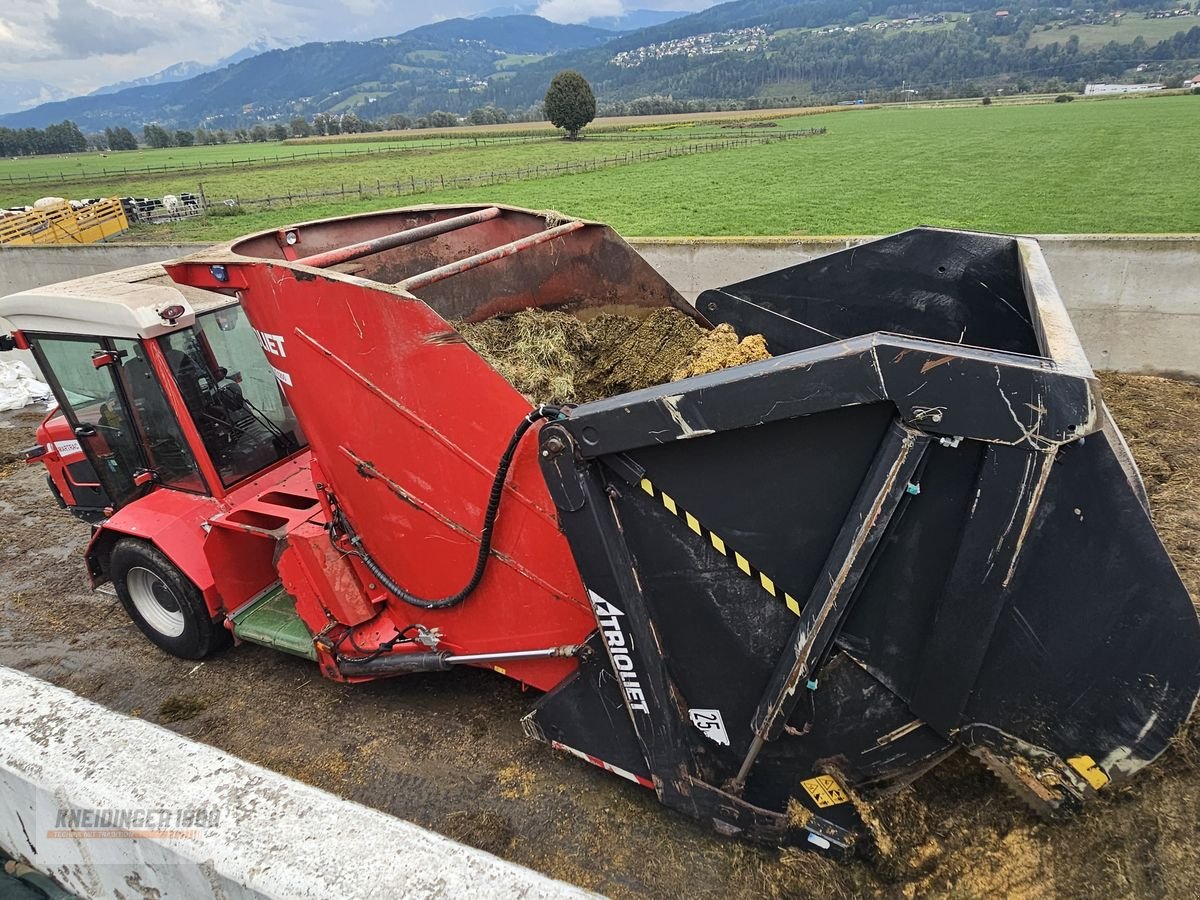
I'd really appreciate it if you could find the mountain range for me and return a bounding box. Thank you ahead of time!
[473,5,688,30]
[3,0,1198,132]
[89,41,283,96]
[0,14,628,131]
[0,78,72,116]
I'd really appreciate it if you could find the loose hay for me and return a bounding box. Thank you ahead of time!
[673,322,772,379]
[459,306,737,404]
[587,307,706,397]
[457,309,591,404]
[1099,373,1200,602]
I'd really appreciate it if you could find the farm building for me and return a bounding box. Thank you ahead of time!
[1084,82,1165,95]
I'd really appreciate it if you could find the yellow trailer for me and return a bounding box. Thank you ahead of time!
[0,198,129,246]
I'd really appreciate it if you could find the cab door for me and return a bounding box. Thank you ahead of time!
[29,335,145,509]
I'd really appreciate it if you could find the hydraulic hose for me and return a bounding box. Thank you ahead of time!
[335,405,566,610]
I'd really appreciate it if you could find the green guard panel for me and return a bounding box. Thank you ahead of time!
[230,584,317,660]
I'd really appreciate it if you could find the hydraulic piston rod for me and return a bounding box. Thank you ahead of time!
[337,644,581,677]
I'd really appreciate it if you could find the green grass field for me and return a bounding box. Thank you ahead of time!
[5,96,1195,238]
[0,132,784,209]
[0,134,551,184]
[1028,15,1198,50]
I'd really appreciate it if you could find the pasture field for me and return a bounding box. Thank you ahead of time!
[109,95,1199,241]
[0,130,810,211]
[1027,14,1200,50]
[0,133,557,184]
[0,104,844,188]
[280,106,844,144]
[426,97,1199,236]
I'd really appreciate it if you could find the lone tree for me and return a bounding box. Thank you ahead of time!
[545,70,596,140]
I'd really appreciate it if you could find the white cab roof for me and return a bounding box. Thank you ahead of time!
[0,263,232,340]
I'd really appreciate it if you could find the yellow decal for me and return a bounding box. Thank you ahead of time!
[1068,755,1109,790]
[801,774,849,808]
[635,469,806,620]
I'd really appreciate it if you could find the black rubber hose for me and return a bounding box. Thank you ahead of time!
[336,405,566,610]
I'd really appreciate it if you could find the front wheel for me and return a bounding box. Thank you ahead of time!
[110,538,227,659]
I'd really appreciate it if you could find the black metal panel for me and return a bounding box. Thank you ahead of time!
[963,432,1200,776]
[524,632,651,781]
[561,334,1096,460]
[748,423,929,751]
[533,414,958,848]
[836,440,988,701]
[744,654,953,805]
[907,445,1053,736]
[623,404,896,620]
[528,226,1199,848]
[699,228,1037,356]
[540,454,700,790]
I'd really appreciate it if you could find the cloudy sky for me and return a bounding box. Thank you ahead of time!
[0,0,716,97]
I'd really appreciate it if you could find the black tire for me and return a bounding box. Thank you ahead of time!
[110,538,228,659]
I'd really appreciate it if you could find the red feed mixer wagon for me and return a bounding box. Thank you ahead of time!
[2,204,1197,853]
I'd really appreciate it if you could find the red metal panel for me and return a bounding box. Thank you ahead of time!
[186,262,593,691]
[91,452,316,616]
[294,206,502,270]
[397,220,586,292]
[35,412,84,506]
[91,488,223,611]
[277,521,377,628]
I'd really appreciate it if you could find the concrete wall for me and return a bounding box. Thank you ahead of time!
[0,666,594,900]
[0,244,200,297]
[631,235,1200,378]
[2,235,1197,376]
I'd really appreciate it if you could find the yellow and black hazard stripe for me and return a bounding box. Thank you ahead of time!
[638,477,802,618]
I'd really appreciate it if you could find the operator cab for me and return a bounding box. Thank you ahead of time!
[0,265,306,515]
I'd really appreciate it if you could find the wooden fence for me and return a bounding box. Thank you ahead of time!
[3,128,824,188]
[226,129,826,210]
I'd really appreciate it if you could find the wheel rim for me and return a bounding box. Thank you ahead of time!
[126,567,186,638]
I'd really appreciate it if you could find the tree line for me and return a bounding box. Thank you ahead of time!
[0,106,536,155]
[0,120,87,157]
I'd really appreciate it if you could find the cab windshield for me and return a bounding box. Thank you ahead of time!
[159,306,306,486]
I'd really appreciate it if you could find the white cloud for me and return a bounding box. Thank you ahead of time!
[0,1,717,96]
[535,0,625,25]
[46,0,166,58]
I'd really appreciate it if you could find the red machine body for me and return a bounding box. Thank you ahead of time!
[7,205,684,693]
[28,410,109,518]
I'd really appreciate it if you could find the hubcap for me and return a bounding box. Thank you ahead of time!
[126,567,186,638]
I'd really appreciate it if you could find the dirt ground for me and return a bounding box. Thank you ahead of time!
[1,373,1198,899]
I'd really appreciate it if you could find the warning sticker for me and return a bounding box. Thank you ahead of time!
[800,774,849,808]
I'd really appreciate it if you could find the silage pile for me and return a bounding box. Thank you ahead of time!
[458,307,771,405]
